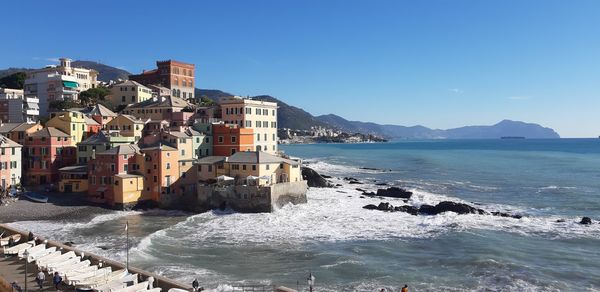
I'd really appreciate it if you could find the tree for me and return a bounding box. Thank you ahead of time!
[49,100,79,111]
[199,95,215,106]
[0,72,27,89]
[79,87,110,106]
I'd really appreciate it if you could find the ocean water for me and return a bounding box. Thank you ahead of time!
[10,139,600,291]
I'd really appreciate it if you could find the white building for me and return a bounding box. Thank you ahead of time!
[24,58,98,116]
[0,88,39,123]
[0,134,22,189]
[219,96,278,154]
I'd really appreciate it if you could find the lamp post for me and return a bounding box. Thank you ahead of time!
[307,272,315,292]
[23,249,29,292]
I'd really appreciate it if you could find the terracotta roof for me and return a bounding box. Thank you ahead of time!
[29,127,70,138]
[0,123,23,134]
[0,134,21,147]
[97,144,141,155]
[119,114,146,124]
[166,131,189,138]
[12,123,40,132]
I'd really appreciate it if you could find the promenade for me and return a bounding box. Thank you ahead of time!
[0,254,77,291]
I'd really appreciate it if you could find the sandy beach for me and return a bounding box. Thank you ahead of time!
[0,192,113,223]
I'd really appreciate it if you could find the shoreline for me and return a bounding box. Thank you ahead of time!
[0,192,113,223]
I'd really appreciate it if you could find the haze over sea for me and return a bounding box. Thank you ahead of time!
[10,139,600,291]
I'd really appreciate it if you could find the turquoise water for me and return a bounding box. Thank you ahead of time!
[11,139,600,291]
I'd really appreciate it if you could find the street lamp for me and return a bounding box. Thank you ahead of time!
[23,249,29,292]
[307,272,315,292]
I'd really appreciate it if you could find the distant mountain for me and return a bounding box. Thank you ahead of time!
[195,89,234,101]
[0,68,34,79]
[252,95,330,130]
[317,114,560,139]
[71,61,130,82]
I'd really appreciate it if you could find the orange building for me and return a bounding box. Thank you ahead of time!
[139,144,180,203]
[212,123,254,156]
[128,60,195,100]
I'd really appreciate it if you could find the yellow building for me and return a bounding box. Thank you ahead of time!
[109,80,153,109]
[196,151,302,185]
[106,114,146,142]
[46,110,87,145]
[113,174,144,209]
[58,165,88,193]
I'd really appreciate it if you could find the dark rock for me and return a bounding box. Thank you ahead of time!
[336,191,347,193]
[377,202,394,211]
[359,196,365,199]
[343,177,359,182]
[321,175,333,179]
[491,211,522,219]
[98,246,110,250]
[555,219,566,223]
[376,187,413,199]
[580,217,592,225]
[362,191,376,196]
[394,205,419,215]
[349,181,363,185]
[375,183,388,186]
[302,167,332,188]
[360,167,379,171]
[362,204,378,210]
[419,201,486,215]
[355,188,366,192]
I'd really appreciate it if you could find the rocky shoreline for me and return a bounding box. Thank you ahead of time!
[301,166,596,225]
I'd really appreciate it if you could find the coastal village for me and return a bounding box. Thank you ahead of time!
[0,58,308,212]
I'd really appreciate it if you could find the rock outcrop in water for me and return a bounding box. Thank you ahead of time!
[580,217,592,225]
[301,167,332,188]
[362,187,413,200]
[363,200,525,219]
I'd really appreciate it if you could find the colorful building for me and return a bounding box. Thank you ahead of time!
[187,127,212,159]
[86,103,117,128]
[58,165,88,193]
[46,110,87,145]
[219,96,278,154]
[121,96,191,121]
[23,58,98,115]
[113,174,145,209]
[106,114,146,141]
[0,88,39,123]
[0,122,43,146]
[24,127,76,185]
[0,135,22,189]
[128,60,195,100]
[139,144,180,203]
[87,144,141,205]
[212,123,254,156]
[108,80,153,109]
[76,131,136,164]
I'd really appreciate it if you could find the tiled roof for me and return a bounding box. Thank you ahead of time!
[88,103,117,117]
[12,123,40,132]
[196,156,226,164]
[29,127,70,138]
[127,96,191,109]
[140,143,177,151]
[0,134,21,147]
[84,116,100,125]
[227,151,300,165]
[120,114,146,123]
[0,123,23,134]
[80,132,109,144]
[166,131,189,138]
[97,144,141,155]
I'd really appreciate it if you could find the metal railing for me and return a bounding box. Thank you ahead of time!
[229,284,276,292]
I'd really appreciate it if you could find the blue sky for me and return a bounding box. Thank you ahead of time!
[2,0,599,137]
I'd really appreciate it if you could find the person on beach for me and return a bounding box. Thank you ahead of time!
[192,279,199,291]
[401,284,409,292]
[36,270,45,290]
[52,272,62,290]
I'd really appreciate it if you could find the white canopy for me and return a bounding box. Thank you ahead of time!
[216,175,234,181]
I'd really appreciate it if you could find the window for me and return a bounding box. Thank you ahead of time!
[124,164,129,172]
[208,165,212,172]
[252,165,256,171]
[266,164,270,170]
[263,109,268,115]
[264,134,267,141]
[166,163,171,169]
[115,180,119,186]
[257,134,261,141]
[280,163,284,169]
[122,96,126,102]
[231,148,236,155]
[272,109,275,116]
[110,164,115,172]
[232,164,239,170]
[246,108,251,114]
[242,165,246,170]
[231,136,237,143]
[273,134,276,141]
[181,149,185,156]
[153,176,157,182]
[218,136,224,143]
[91,176,96,185]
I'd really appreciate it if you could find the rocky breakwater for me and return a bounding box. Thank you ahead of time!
[301,167,333,188]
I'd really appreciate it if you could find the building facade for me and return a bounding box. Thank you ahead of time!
[0,88,40,123]
[219,97,278,154]
[24,127,76,185]
[108,80,153,108]
[23,58,98,116]
[128,60,195,100]
[0,135,22,189]
[212,123,254,156]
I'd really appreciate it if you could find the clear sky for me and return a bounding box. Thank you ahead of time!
[2,0,599,137]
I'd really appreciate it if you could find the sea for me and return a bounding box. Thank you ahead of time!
[9,139,600,291]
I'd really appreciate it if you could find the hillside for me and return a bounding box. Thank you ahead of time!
[72,61,130,82]
[252,95,330,130]
[317,114,560,139]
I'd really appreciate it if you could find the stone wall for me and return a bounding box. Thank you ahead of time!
[195,181,308,213]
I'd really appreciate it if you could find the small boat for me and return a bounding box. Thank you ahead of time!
[24,192,48,203]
